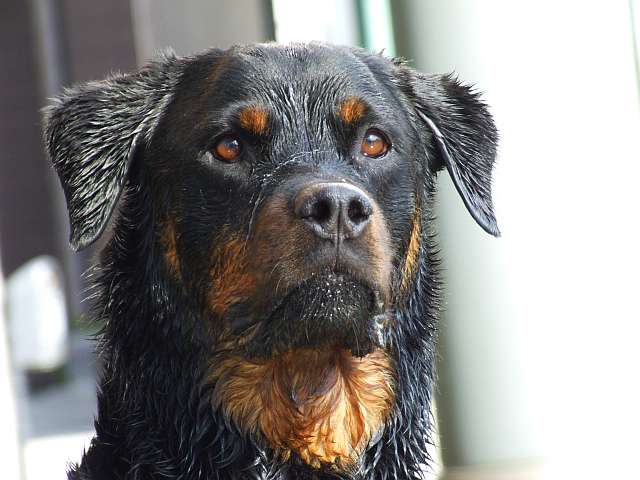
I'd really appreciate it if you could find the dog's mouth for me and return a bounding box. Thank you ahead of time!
[227,270,389,358]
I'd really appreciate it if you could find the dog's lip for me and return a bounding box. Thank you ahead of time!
[267,270,384,317]
[229,270,385,335]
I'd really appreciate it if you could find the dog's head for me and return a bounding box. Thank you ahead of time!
[44,43,498,469]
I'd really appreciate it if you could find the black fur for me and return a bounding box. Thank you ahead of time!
[43,43,499,480]
[44,52,183,251]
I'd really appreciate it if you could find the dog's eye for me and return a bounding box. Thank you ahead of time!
[212,135,242,163]
[360,129,390,158]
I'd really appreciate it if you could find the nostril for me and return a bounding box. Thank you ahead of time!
[347,197,372,225]
[309,198,333,224]
[296,193,339,240]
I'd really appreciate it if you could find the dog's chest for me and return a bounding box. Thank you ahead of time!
[212,348,394,469]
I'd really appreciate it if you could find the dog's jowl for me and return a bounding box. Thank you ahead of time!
[44,43,499,480]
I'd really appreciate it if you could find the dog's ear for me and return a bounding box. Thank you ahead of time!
[43,52,183,251]
[396,66,500,236]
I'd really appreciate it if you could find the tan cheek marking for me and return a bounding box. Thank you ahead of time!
[400,206,422,295]
[161,219,181,277]
[338,97,366,125]
[239,106,269,135]
[208,237,256,317]
[247,193,310,298]
[366,208,394,306]
[211,348,394,469]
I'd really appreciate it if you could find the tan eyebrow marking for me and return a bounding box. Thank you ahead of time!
[238,105,269,135]
[338,97,367,125]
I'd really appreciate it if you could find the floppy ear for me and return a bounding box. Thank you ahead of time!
[43,52,183,251]
[396,67,500,236]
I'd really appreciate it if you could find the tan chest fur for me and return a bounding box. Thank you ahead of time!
[212,348,394,469]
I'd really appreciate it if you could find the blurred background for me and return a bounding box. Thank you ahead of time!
[1,1,639,479]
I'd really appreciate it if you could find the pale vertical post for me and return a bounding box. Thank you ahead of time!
[0,254,22,479]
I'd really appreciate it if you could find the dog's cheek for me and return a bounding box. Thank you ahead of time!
[208,235,257,319]
[359,208,394,307]
[204,196,310,328]
[399,204,422,296]
[246,194,310,297]
[160,216,181,279]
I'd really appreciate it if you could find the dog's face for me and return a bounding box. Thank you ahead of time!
[152,45,423,358]
[44,43,498,471]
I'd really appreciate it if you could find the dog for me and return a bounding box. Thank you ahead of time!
[44,42,499,479]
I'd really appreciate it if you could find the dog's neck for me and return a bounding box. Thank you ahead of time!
[211,347,394,469]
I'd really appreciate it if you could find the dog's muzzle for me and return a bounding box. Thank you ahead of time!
[224,178,393,357]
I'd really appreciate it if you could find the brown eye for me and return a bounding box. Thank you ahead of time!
[212,136,242,163]
[361,129,390,158]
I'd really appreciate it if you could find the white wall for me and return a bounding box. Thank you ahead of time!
[394,1,640,478]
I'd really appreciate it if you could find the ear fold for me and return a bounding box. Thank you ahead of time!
[43,51,183,251]
[396,67,500,237]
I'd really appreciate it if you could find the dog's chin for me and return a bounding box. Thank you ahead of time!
[243,272,386,359]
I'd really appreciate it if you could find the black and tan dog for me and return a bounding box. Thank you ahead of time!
[44,43,498,479]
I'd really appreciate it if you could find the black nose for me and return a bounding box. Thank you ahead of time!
[293,182,373,241]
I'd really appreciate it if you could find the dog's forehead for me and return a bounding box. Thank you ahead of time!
[197,43,394,111]
[239,43,375,85]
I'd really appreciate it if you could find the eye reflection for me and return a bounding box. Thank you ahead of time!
[212,136,242,163]
[361,129,390,158]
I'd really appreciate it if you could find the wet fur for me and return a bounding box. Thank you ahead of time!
[43,43,498,479]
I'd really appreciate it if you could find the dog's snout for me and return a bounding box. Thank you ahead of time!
[294,183,373,241]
